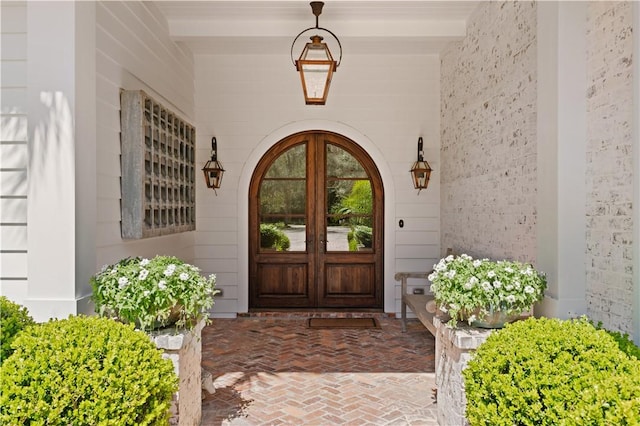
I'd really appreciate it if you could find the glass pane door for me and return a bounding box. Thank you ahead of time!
[259,144,307,252]
[325,143,373,252]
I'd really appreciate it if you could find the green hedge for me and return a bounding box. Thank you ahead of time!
[260,223,290,251]
[0,296,34,365]
[463,317,640,425]
[1,316,177,425]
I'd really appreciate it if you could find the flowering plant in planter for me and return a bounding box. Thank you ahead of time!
[428,254,547,327]
[91,256,218,331]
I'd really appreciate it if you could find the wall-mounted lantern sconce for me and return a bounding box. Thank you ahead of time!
[202,137,225,193]
[410,137,433,193]
[291,1,342,105]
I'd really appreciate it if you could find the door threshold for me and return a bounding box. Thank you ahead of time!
[241,310,394,319]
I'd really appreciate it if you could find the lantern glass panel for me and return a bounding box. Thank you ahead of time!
[300,61,333,102]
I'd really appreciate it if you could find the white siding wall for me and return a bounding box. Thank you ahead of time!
[0,1,28,303]
[585,1,634,335]
[440,1,538,262]
[194,53,441,315]
[95,1,196,268]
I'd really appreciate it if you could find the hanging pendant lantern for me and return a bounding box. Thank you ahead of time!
[291,2,342,105]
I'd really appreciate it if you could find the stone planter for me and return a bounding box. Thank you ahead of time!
[465,307,521,329]
[434,316,494,426]
[149,319,205,426]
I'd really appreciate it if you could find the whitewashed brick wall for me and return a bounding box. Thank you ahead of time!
[585,1,634,335]
[440,1,537,263]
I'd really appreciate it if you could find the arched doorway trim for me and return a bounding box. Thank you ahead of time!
[237,120,396,313]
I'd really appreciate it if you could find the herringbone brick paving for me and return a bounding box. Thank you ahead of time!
[201,316,437,425]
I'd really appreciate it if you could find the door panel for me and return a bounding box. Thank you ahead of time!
[249,131,383,309]
[323,263,374,296]
[257,264,309,297]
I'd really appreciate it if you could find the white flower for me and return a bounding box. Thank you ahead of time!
[143,290,150,297]
[506,295,516,303]
[158,280,167,290]
[138,269,149,280]
[468,315,477,322]
[522,267,534,276]
[463,277,478,290]
[446,270,456,279]
[140,258,150,266]
[428,273,436,281]
[524,285,535,294]
[445,255,454,262]
[505,284,514,291]
[514,281,521,289]
[493,280,502,289]
[434,261,448,272]
[487,271,496,278]
[472,259,482,268]
[118,277,129,288]
[505,267,514,273]
[460,254,472,260]
[481,281,493,292]
[100,264,109,273]
[164,264,177,277]
[179,272,189,281]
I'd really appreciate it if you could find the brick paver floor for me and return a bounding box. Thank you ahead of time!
[201,315,437,425]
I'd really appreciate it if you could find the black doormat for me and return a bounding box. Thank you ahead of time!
[307,317,380,329]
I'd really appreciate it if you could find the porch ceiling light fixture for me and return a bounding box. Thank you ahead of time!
[291,1,342,105]
[202,137,225,193]
[410,137,433,193]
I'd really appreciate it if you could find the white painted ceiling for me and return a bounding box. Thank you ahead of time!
[155,1,480,55]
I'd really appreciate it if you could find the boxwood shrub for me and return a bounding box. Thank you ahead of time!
[260,223,290,251]
[593,321,640,360]
[1,316,178,425]
[0,296,34,365]
[463,317,640,425]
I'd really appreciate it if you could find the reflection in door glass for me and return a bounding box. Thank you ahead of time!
[326,143,374,252]
[265,144,306,178]
[259,145,307,252]
[326,144,367,178]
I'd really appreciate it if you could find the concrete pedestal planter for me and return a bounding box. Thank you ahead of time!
[149,319,205,426]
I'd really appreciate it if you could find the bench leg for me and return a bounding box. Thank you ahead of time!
[401,300,407,333]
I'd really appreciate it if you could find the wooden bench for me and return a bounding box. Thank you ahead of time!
[395,249,453,335]
[395,271,439,335]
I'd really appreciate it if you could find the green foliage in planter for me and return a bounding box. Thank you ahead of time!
[0,316,177,425]
[0,296,34,365]
[260,223,290,251]
[429,254,547,327]
[463,317,640,426]
[91,255,217,331]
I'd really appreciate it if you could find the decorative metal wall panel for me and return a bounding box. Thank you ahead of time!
[120,90,196,239]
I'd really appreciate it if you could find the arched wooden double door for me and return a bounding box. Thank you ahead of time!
[249,131,384,309]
